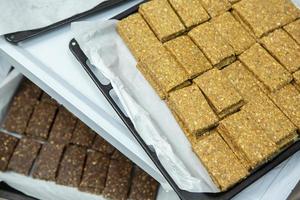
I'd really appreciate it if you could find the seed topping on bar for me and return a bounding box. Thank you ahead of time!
[188,22,236,69]
[71,120,95,147]
[199,0,231,17]
[284,19,300,45]
[164,35,212,78]
[194,68,244,118]
[92,135,115,155]
[0,132,18,171]
[239,43,293,92]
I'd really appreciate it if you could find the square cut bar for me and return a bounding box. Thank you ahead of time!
[136,63,166,99]
[270,84,300,129]
[32,143,64,181]
[128,167,159,200]
[8,138,41,175]
[188,22,235,69]
[48,107,77,144]
[199,0,231,17]
[70,120,95,147]
[79,151,110,195]
[56,145,86,187]
[239,43,293,92]
[167,84,218,136]
[260,29,300,73]
[0,132,18,171]
[2,97,34,134]
[193,130,248,191]
[139,45,190,93]
[168,0,210,29]
[217,110,278,170]
[232,0,299,38]
[139,0,185,42]
[117,13,161,61]
[194,68,244,118]
[92,135,115,155]
[212,12,255,55]
[294,70,300,90]
[26,102,57,140]
[102,159,133,200]
[164,35,212,78]
[243,94,298,149]
[284,19,300,44]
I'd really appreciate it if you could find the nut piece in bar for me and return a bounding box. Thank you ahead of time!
[168,0,210,29]
[217,110,278,170]
[79,151,110,194]
[164,35,212,78]
[26,102,57,140]
[243,91,298,149]
[48,107,77,144]
[56,145,86,187]
[194,68,244,118]
[117,13,161,61]
[92,135,115,155]
[139,45,190,93]
[128,167,159,200]
[40,92,59,106]
[232,0,299,38]
[200,0,231,17]
[8,138,41,175]
[284,19,300,44]
[269,84,300,130]
[139,0,185,42]
[102,159,133,200]
[2,97,34,134]
[167,84,218,136]
[0,132,18,171]
[136,63,166,99]
[212,12,255,55]
[71,120,95,147]
[260,29,300,73]
[188,22,235,69]
[193,130,248,191]
[239,43,293,92]
[294,70,300,90]
[32,143,64,181]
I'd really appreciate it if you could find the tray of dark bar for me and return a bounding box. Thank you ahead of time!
[4,0,127,44]
[69,0,300,199]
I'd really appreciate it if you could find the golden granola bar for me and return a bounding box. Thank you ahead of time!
[193,130,249,191]
[243,93,298,149]
[168,0,210,29]
[168,84,219,136]
[239,43,293,92]
[188,22,235,69]
[117,13,161,61]
[199,0,231,17]
[294,70,300,90]
[194,69,244,118]
[222,61,267,102]
[139,45,190,93]
[217,110,278,170]
[270,84,300,129]
[260,29,300,73]
[232,0,299,38]
[284,19,300,45]
[164,35,212,78]
[139,0,185,42]
[212,12,255,55]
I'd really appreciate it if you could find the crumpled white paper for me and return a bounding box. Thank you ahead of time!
[0,0,107,35]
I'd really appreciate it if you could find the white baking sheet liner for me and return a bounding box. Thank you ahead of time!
[0,0,108,35]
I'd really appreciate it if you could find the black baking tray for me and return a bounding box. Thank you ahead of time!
[68,3,300,200]
[4,0,128,44]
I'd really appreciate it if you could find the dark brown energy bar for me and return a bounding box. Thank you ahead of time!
[79,151,110,194]
[71,121,95,147]
[56,145,86,187]
[40,92,59,106]
[92,135,115,155]
[0,132,18,171]
[7,138,41,175]
[32,143,65,181]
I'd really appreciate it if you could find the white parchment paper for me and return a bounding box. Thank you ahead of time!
[0,0,108,35]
